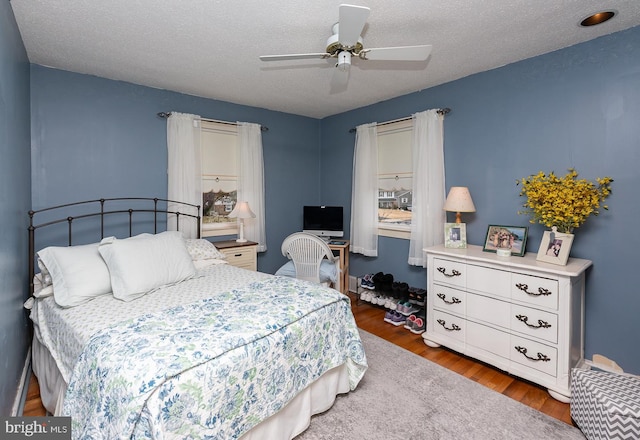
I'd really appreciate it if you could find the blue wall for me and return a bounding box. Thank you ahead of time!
[320,26,640,373]
[0,2,32,414]
[30,66,322,275]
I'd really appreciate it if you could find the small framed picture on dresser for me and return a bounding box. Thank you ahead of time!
[444,223,467,249]
[482,225,528,256]
[536,226,574,266]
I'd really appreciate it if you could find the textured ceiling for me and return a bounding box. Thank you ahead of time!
[10,0,640,118]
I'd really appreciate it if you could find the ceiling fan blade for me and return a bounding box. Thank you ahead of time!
[330,65,350,93]
[259,53,330,62]
[361,45,432,61]
[338,4,370,47]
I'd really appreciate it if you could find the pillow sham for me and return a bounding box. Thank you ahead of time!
[99,231,196,302]
[185,238,227,260]
[37,243,112,308]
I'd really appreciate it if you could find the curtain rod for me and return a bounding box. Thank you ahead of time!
[348,107,450,133]
[157,112,268,132]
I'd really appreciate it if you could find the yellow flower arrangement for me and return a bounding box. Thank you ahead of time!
[517,169,613,234]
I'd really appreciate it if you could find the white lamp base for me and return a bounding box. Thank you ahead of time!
[236,220,247,243]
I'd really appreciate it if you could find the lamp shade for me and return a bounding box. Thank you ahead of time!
[228,201,256,219]
[443,187,475,224]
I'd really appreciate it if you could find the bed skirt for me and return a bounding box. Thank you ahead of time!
[32,334,351,439]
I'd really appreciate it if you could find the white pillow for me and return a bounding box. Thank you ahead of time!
[37,243,112,308]
[99,231,196,301]
[185,238,227,260]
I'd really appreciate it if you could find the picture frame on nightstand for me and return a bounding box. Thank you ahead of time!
[444,223,467,249]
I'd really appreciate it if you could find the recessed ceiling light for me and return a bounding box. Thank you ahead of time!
[580,11,616,27]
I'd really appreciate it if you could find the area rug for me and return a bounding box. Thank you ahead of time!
[297,330,585,439]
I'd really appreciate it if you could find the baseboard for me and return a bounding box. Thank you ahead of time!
[12,347,31,416]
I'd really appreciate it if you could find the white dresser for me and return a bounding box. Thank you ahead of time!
[422,244,592,402]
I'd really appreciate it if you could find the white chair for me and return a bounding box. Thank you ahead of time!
[278,232,341,292]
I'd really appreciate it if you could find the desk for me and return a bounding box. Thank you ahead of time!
[328,240,350,295]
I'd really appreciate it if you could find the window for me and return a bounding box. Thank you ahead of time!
[201,121,239,237]
[377,119,413,237]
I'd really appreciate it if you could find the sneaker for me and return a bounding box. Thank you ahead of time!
[384,311,406,326]
[414,288,427,306]
[410,317,425,334]
[404,314,418,331]
[360,274,375,290]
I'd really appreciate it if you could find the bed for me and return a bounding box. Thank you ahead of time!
[25,198,367,439]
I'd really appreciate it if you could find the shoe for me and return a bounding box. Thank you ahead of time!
[384,311,406,326]
[372,272,385,291]
[404,314,418,330]
[360,274,375,290]
[381,273,394,294]
[414,289,426,306]
[410,317,425,334]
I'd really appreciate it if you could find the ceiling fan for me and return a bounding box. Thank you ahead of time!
[259,4,432,90]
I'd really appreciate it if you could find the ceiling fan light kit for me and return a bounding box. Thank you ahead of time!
[337,51,351,71]
[259,3,432,88]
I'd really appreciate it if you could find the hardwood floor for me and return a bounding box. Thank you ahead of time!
[22,294,573,425]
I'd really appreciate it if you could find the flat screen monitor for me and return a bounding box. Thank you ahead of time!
[303,206,344,238]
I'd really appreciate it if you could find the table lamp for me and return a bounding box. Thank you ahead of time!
[228,201,256,243]
[443,187,476,223]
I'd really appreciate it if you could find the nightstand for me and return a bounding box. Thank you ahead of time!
[214,240,258,271]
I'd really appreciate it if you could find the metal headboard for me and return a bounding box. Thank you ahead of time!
[28,197,201,294]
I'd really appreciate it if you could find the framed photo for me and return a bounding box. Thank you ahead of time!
[482,225,528,256]
[444,223,467,249]
[536,228,574,266]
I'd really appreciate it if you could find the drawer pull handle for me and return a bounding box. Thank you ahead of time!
[516,315,551,329]
[436,319,461,331]
[515,346,551,362]
[437,293,461,305]
[234,253,242,257]
[437,267,462,278]
[515,283,551,297]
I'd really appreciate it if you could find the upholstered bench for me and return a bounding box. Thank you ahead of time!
[571,368,640,439]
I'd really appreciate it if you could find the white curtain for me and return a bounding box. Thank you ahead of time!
[167,112,201,239]
[408,110,446,266]
[350,123,379,257]
[237,122,267,252]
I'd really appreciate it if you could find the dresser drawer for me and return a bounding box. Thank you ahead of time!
[433,258,466,288]
[432,284,466,315]
[466,293,510,329]
[466,263,511,299]
[466,320,511,359]
[511,273,558,310]
[511,304,558,344]
[221,245,257,271]
[511,334,557,377]
[432,310,465,342]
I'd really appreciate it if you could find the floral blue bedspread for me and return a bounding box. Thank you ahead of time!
[62,276,367,439]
